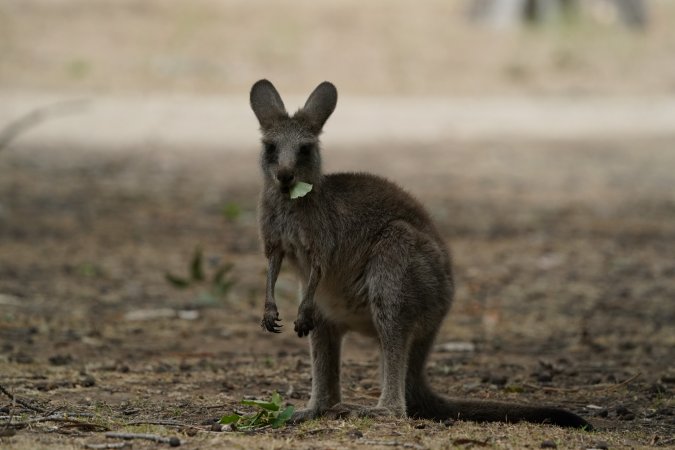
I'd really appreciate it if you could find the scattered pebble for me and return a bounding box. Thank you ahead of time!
[660,374,675,384]
[124,308,176,321]
[124,308,200,321]
[210,423,223,432]
[648,383,668,395]
[488,374,509,386]
[168,436,181,447]
[540,439,557,448]
[442,418,455,427]
[656,407,674,416]
[0,293,21,306]
[462,381,481,392]
[435,341,475,353]
[176,310,199,321]
[618,341,637,351]
[536,371,553,383]
[10,352,34,364]
[348,429,363,439]
[616,405,635,421]
[79,374,96,387]
[154,362,174,373]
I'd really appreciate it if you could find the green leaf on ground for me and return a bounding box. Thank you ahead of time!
[219,392,294,430]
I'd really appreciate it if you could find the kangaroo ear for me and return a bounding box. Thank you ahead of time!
[301,81,337,133]
[250,79,288,129]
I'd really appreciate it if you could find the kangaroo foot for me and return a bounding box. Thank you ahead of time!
[323,403,400,419]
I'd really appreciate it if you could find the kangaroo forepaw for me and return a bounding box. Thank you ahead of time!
[293,310,315,337]
[261,305,282,333]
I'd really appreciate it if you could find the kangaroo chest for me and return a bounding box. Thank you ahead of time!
[277,222,310,271]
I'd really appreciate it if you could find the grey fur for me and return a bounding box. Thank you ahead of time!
[250,79,591,429]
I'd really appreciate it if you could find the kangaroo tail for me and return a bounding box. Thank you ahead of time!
[407,391,592,429]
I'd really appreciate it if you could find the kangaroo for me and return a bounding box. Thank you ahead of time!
[251,79,591,429]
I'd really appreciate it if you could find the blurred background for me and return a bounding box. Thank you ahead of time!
[1,0,673,95]
[1,0,674,446]
[1,0,675,149]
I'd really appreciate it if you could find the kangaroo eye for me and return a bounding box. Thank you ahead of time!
[263,142,277,163]
[298,144,313,157]
[264,142,277,154]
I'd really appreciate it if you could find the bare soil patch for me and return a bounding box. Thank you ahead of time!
[1,137,673,449]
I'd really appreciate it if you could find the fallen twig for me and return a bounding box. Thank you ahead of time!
[452,438,490,447]
[0,99,88,152]
[105,431,181,447]
[0,383,45,413]
[300,427,336,436]
[1,391,15,434]
[361,440,426,450]
[84,443,132,450]
[125,419,202,430]
[204,403,230,409]
[4,413,108,431]
[600,372,642,391]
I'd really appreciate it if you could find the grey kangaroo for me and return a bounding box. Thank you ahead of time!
[251,79,590,429]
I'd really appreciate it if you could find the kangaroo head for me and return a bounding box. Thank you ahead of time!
[250,80,337,195]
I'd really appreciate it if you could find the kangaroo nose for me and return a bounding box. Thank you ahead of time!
[277,171,295,186]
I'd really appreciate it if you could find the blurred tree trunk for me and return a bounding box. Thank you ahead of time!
[469,0,647,29]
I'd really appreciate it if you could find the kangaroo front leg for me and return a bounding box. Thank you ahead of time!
[294,265,321,337]
[261,249,284,333]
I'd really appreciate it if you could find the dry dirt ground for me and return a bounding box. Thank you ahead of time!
[1,135,674,449]
[1,1,675,449]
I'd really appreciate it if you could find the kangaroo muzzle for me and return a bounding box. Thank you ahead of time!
[276,169,296,193]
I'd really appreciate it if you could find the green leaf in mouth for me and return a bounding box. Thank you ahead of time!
[290,181,313,200]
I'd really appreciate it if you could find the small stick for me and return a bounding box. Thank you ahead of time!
[125,419,202,430]
[84,443,132,450]
[0,384,45,413]
[300,427,336,436]
[105,432,181,447]
[361,440,426,450]
[204,404,230,409]
[5,413,108,431]
[600,371,641,392]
